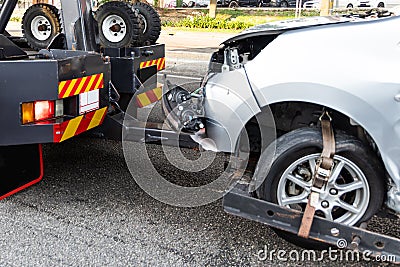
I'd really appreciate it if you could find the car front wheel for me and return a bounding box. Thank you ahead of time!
[279,1,289,7]
[229,1,240,7]
[256,127,385,248]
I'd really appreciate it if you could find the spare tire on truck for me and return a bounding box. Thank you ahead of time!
[22,4,62,50]
[96,1,143,48]
[132,2,161,45]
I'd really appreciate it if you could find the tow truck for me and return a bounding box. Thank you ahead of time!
[0,0,170,199]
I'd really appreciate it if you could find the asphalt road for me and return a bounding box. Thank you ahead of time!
[1,137,398,266]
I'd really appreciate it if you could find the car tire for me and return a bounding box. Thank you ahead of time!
[229,1,240,7]
[133,2,161,46]
[96,1,142,48]
[346,3,353,8]
[377,2,384,7]
[22,4,62,50]
[256,127,385,249]
[279,0,289,7]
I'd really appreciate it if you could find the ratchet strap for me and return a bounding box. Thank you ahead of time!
[298,111,335,238]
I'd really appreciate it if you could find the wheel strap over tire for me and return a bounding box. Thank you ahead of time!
[298,111,336,238]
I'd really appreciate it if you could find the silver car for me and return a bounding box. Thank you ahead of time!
[167,13,400,248]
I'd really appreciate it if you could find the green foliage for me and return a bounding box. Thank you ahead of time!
[10,16,21,22]
[164,14,249,29]
[162,9,321,30]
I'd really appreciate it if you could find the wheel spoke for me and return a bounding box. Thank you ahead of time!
[335,199,360,214]
[321,208,334,221]
[328,160,345,183]
[281,191,309,206]
[308,158,316,176]
[335,180,364,195]
[286,174,311,190]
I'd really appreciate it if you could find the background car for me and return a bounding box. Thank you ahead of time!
[188,0,210,7]
[219,0,270,7]
[164,0,210,7]
[360,0,400,8]
[270,0,308,7]
[302,0,320,8]
[303,0,360,8]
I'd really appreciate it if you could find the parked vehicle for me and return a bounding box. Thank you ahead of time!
[270,0,307,7]
[164,13,400,261]
[164,0,209,7]
[359,0,400,7]
[164,0,186,7]
[218,0,270,7]
[187,0,210,7]
[303,0,320,7]
[303,0,360,8]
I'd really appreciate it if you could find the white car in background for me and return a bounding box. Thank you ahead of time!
[164,0,210,7]
[302,0,321,8]
[303,0,362,8]
[359,0,400,7]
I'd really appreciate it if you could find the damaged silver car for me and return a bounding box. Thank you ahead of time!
[163,11,400,256]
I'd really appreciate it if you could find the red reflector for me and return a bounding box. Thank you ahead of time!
[34,101,54,121]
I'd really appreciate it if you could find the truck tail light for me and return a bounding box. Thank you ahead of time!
[22,100,63,124]
[34,101,54,121]
[22,102,35,124]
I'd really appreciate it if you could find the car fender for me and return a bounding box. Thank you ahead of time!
[203,69,261,153]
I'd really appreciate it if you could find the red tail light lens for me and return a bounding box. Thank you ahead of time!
[34,101,55,121]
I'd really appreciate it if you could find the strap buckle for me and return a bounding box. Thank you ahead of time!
[319,110,332,122]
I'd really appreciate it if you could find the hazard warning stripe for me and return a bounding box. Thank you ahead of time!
[58,73,104,99]
[53,107,107,143]
[139,57,165,71]
[136,87,163,108]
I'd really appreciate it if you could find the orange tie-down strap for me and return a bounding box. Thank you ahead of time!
[58,73,104,99]
[53,107,107,143]
[139,57,165,71]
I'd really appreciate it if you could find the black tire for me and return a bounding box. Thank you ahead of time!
[256,128,385,249]
[96,1,142,48]
[377,2,384,7]
[346,3,353,8]
[229,1,239,7]
[132,2,161,46]
[22,4,62,50]
[188,1,196,7]
[279,0,289,7]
